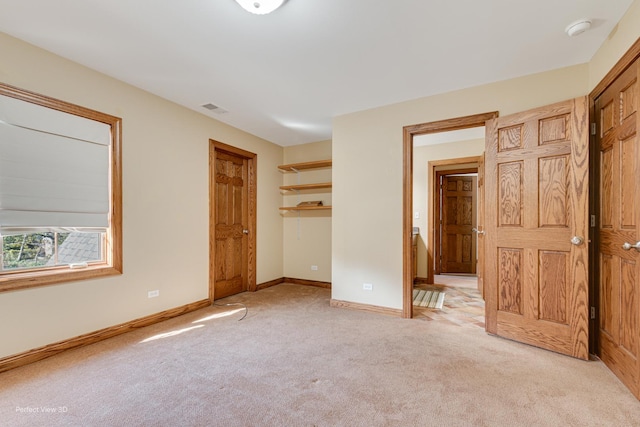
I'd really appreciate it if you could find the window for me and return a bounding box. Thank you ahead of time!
[2,231,103,271]
[0,83,122,292]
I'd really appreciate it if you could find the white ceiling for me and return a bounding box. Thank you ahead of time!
[0,0,633,146]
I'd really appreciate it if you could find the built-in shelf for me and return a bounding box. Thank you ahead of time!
[277,160,332,172]
[279,182,332,191]
[279,205,332,211]
[278,159,332,214]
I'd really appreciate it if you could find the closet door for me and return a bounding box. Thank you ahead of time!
[596,58,640,398]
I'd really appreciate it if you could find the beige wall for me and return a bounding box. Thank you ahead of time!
[413,139,485,278]
[589,0,640,89]
[282,140,332,282]
[332,65,590,309]
[0,32,284,359]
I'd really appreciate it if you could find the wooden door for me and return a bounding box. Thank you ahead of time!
[213,150,249,299]
[477,154,485,297]
[596,58,640,398]
[441,175,477,274]
[485,97,590,360]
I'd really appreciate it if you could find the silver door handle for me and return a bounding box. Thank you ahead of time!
[622,241,640,251]
[570,236,584,246]
[472,228,485,235]
[243,229,249,234]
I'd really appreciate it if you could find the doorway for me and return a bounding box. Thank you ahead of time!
[402,112,498,318]
[209,140,257,301]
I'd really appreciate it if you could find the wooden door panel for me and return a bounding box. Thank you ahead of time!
[621,137,637,228]
[485,97,589,360]
[596,57,640,399]
[600,147,614,227]
[539,155,570,227]
[497,247,523,314]
[620,258,638,355]
[497,162,523,226]
[539,113,571,144]
[538,250,569,324]
[599,253,616,338]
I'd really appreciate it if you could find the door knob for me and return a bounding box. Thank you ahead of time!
[243,229,249,234]
[472,228,485,235]
[570,236,584,246]
[622,241,640,251]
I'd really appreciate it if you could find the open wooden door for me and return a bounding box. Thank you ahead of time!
[484,97,589,360]
[595,57,640,398]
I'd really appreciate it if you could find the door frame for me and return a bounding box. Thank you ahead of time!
[402,112,498,318]
[432,163,479,277]
[589,37,640,354]
[209,140,257,302]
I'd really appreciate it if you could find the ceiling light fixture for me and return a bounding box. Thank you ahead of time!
[565,19,592,37]
[234,0,286,15]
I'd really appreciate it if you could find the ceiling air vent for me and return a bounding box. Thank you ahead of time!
[201,103,228,114]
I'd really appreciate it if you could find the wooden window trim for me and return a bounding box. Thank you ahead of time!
[0,83,123,292]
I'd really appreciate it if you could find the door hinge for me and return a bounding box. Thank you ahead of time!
[590,215,596,227]
[590,123,597,136]
[590,306,596,320]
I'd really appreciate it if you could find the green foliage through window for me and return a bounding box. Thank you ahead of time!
[1,232,102,271]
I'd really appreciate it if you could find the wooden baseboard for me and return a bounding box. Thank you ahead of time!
[257,277,332,291]
[330,298,402,317]
[0,299,211,374]
[413,277,430,284]
[284,277,331,288]
[255,277,285,291]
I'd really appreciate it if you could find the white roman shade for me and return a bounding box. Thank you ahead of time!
[0,94,111,233]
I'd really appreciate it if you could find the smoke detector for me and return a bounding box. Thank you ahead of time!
[565,19,592,37]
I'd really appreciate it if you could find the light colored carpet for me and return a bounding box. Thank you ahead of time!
[1,284,640,426]
[412,289,445,309]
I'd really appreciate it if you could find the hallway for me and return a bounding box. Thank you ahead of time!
[413,275,484,328]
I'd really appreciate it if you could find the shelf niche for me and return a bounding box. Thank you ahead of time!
[278,159,332,212]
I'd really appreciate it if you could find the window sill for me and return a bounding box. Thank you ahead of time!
[0,264,122,293]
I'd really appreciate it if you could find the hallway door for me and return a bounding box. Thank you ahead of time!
[440,174,477,274]
[484,96,590,360]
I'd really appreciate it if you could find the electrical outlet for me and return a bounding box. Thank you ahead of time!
[311,265,318,271]
[414,211,420,219]
[148,290,159,298]
[363,283,373,291]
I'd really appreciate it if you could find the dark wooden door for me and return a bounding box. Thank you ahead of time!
[596,58,640,398]
[485,97,590,360]
[441,175,477,274]
[214,150,249,299]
